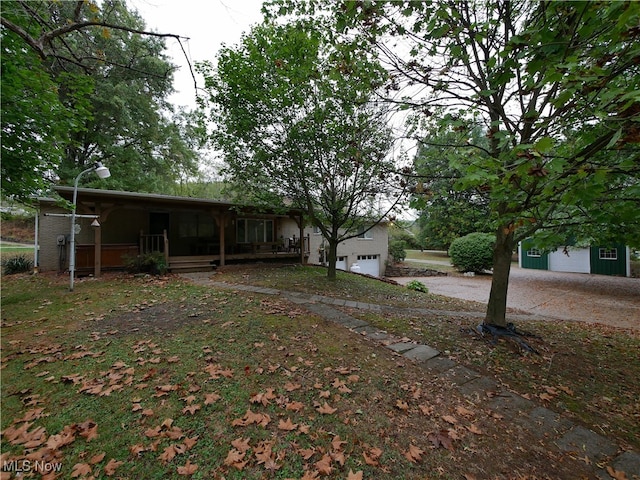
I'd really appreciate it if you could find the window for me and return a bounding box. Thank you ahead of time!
[237,218,273,243]
[178,213,214,238]
[527,248,542,258]
[357,227,373,239]
[358,255,378,261]
[313,225,322,235]
[599,248,618,260]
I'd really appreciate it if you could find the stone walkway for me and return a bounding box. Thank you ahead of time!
[181,273,640,479]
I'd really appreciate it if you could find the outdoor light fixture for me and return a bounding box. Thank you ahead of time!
[69,162,111,291]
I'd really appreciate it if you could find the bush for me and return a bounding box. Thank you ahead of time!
[124,252,167,275]
[2,254,33,275]
[406,280,428,293]
[448,232,495,273]
[388,240,407,263]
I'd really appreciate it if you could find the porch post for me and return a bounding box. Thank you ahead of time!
[299,213,304,264]
[218,213,226,267]
[94,207,102,278]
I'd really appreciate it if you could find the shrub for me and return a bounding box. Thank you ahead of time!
[2,254,33,275]
[448,232,495,273]
[406,280,428,293]
[388,240,407,263]
[124,252,167,275]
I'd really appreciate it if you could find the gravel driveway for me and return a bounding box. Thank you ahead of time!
[394,266,640,330]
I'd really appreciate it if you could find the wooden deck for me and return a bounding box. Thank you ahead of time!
[168,252,306,273]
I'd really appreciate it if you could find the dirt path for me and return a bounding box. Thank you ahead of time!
[394,266,640,330]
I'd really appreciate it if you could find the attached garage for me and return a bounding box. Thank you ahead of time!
[356,254,380,277]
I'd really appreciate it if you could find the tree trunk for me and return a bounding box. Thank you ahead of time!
[326,239,338,280]
[484,225,516,327]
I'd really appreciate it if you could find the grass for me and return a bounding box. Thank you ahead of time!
[1,268,637,479]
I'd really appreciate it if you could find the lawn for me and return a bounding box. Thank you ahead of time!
[1,268,637,479]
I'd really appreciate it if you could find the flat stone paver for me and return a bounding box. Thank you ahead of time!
[386,342,419,353]
[556,425,618,462]
[402,344,440,362]
[611,451,640,477]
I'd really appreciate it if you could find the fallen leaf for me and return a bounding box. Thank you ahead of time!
[231,437,251,453]
[428,430,454,451]
[159,445,178,464]
[347,470,363,480]
[606,466,628,480]
[442,415,458,425]
[183,436,198,450]
[317,402,337,415]
[70,463,92,477]
[466,424,483,435]
[89,453,105,464]
[331,435,347,452]
[455,405,475,417]
[404,443,424,463]
[104,458,123,476]
[204,393,221,405]
[396,399,409,411]
[224,449,247,470]
[315,454,333,475]
[177,459,198,475]
[278,417,298,431]
[181,404,201,415]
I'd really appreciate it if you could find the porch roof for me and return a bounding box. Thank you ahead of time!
[44,186,304,217]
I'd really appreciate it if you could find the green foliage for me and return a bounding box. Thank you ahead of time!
[405,280,428,293]
[448,233,495,274]
[124,252,167,275]
[2,254,33,275]
[388,222,421,250]
[338,0,640,325]
[200,18,400,278]
[388,240,407,263]
[412,128,493,250]
[1,0,201,199]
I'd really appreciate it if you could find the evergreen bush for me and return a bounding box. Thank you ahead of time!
[448,232,495,273]
[388,240,407,263]
[124,252,167,275]
[2,254,33,275]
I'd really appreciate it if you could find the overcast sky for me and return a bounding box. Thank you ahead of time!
[130,0,265,109]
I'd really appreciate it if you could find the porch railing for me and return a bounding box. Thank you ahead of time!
[140,230,169,266]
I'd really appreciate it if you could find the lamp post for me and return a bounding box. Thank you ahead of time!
[69,162,110,291]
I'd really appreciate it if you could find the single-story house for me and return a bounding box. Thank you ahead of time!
[35,187,390,277]
[307,224,389,277]
[36,187,310,275]
[519,239,631,277]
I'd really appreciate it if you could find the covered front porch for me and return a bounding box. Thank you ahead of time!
[39,187,310,276]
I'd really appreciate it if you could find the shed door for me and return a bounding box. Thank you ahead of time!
[357,255,380,277]
[548,247,590,273]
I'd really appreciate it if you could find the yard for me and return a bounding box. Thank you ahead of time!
[1,267,638,479]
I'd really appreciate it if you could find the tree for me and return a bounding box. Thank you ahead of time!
[339,0,640,327]
[1,0,201,199]
[200,19,404,279]
[412,127,491,250]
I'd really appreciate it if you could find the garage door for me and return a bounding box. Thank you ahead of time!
[336,256,347,272]
[357,255,380,277]
[548,248,590,273]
